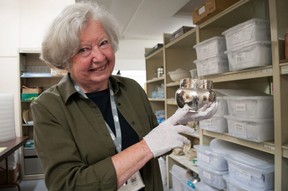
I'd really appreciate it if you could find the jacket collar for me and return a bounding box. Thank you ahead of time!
[58,73,125,104]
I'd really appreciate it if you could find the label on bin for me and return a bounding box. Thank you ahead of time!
[235,103,246,112]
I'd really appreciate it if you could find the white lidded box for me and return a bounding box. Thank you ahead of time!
[222,18,270,49]
[199,115,228,133]
[194,36,227,60]
[194,55,229,76]
[224,175,274,191]
[199,96,228,133]
[197,164,228,190]
[194,145,228,171]
[225,151,274,190]
[209,139,250,155]
[224,95,273,119]
[225,41,272,71]
[170,165,195,191]
[195,182,221,191]
[224,115,274,142]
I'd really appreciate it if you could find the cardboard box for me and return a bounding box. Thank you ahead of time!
[0,164,20,184]
[168,26,194,43]
[192,0,240,25]
[22,86,42,94]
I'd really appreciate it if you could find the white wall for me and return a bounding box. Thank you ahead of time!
[0,0,159,136]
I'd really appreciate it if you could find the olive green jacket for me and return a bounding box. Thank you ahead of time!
[31,74,163,191]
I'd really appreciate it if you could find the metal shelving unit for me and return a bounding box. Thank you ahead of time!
[145,0,288,190]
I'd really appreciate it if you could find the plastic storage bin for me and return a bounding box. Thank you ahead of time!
[225,151,274,190]
[209,139,250,156]
[170,165,195,191]
[199,96,228,133]
[194,145,228,171]
[225,41,272,71]
[194,36,227,60]
[195,182,221,191]
[224,115,274,142]
[194,55,229,76]
[213,96,228,116]
[199,115,228,133]
[224,95,274,119]
[197,164,228,190]
[224,175,274,191]
[222,18,270,49]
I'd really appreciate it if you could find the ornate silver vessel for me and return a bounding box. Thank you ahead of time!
[175,78,216,112]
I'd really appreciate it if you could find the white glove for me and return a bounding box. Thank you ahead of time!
[176,102,218,124]
[144,109,195,158]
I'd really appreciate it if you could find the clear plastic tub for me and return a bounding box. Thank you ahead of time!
[225,151,274,190]
[224,175,274,191]
[209,139,250,156]
[194,145,228,171]
[194,36,227,60]
[194,55,229,76]
[197,164,228,190]
[170,165,196,191]
[225,41,272,71]
[199,115,228,133]
[214,96,228,116]
[224,95,274,119]
[195,182,221,191]
[224,115,274,142]
[222,18,270,49]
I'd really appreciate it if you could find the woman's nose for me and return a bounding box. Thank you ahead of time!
[91,46,106,62]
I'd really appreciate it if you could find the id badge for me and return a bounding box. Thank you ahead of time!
[118,171,145,191]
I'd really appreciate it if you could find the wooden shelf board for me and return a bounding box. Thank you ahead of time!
[148,98,165,102]
[282,143,288,158]
[280,62,288,74]
[168,154,198,174]
[166,81,179,87]
[145,77,164,83]
[203,130,275,154]
[201,66,273,82]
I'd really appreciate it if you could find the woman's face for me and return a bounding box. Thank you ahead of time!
[69,19,115,93]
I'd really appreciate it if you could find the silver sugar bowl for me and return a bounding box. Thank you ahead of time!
[175,78,216,112]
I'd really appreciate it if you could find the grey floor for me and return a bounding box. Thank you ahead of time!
[0,179,47,191]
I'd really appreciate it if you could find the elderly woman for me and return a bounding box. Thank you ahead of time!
[31,2,217,191]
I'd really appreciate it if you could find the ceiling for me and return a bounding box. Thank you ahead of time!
[75,0,204,40]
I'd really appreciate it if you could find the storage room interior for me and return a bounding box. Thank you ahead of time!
[0,0,288,191]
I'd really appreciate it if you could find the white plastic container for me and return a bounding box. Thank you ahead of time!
[197,164,228,190]
[224,175,274,191]
[214,96,228,116]
[189,69,198,79]
[194,145,228,171]
[209,139,250,156]
[195,182,221,191]
[225,41,272,71]
[222,18,270,49]
[224,95,273,119]
[170,165,195,191]
[0,94,16,142]
[194,55,229,76]
[199,115,228,133]
[225,151,274,190]
[224,115,274,142]
[199,96,228,133]
[194,36,227,60]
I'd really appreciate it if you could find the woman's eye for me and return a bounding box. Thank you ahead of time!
[100,40,110,48]
[78,47,89,53]
[77,47,92,57]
